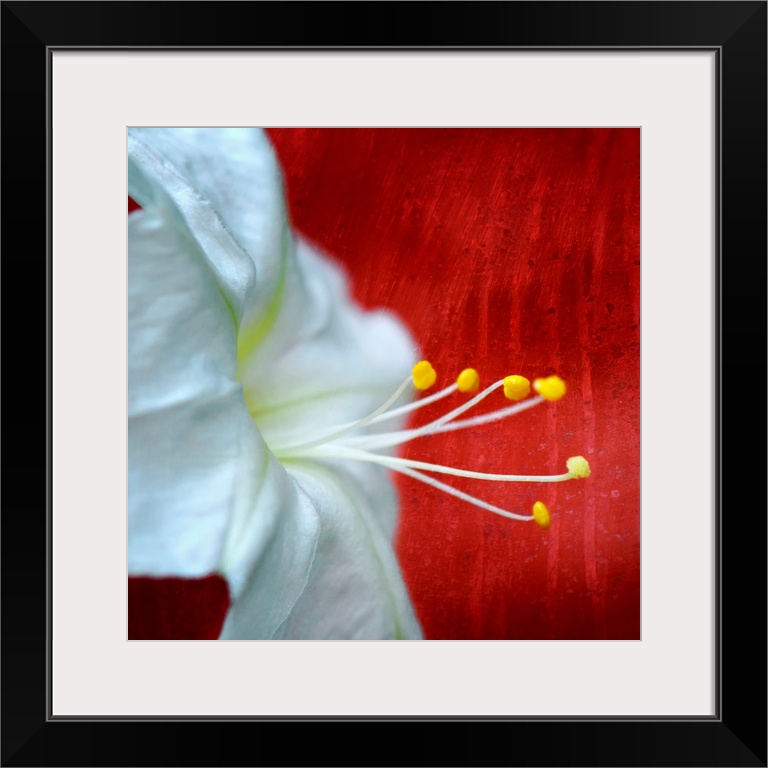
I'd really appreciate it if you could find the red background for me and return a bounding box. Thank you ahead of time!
[129,128,640,641]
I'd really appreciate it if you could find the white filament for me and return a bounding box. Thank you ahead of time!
[274,371,565,522]
[302,445,573,483]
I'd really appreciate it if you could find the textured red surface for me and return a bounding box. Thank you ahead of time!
[129,129,640,640]
[128,575,229,640]
[267,129,640,640]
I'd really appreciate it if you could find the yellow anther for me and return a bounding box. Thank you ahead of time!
[532,501,551,529]
[412,360,437,391]
[566,455,591,478]
[532,375,566,401]
[503,375,531,401]
[456,368,480,393]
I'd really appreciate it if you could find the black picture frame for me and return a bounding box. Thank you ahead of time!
[3,2,765,765]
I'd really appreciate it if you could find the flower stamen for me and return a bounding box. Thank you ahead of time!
[532,501,551,529]
[392,465,536,522]
[361,366,483,434]
[533,375,567,401]
[274,361,590,527]
[302,445,581,484]
[411,360,437,390]
[349,395,544,450]
[456,367,480,393]
[348,374,534,451]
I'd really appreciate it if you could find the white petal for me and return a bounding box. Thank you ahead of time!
[128,128,286,325]
[128,205,320,638]
[128,209,239,416]
[261,461,423,640]
[217,465,320,639]
[239,237,418,451]
[129,385,260,576]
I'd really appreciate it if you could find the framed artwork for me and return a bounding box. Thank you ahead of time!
[6,2,764,765]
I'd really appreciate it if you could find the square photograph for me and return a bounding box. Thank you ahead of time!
[127,128,640,641]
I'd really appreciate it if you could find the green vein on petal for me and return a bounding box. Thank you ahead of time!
[236,227,290,372]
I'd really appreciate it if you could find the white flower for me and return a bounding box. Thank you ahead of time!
[128,128,591,640]
[128,128,422,639]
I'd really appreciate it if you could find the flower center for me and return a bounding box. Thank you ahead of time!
[272,362,590,528]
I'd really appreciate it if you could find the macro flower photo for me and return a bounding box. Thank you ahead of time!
[128,127,640,641]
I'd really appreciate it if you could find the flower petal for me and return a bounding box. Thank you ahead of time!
[215,448,323,639]
[239,237,418,452]
[128,128,286,326]
[128,208,239,417]
[128,203,244,575]
[128,203,320,637]
[251,461,423,640]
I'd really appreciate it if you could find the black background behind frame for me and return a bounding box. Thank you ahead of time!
[2,2,764,766]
